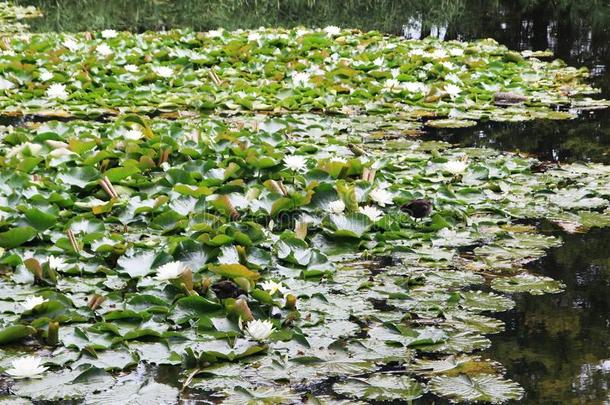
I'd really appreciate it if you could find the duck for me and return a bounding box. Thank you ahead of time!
[400,199,432,220]
[211,279,245,299]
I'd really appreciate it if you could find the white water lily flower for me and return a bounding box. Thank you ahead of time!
[101,29,118,39]
[283,155,307,171]
[443,160,468,175]
[259,280,286,295]
[444,83,462,98]
[123,129,143,140]
[20,296,46,311]
[124,64,138,73]
[370,188,394,207]
[153,66,174,78]
[96,43,113,57]
[5,356,48,379]
[6,142,42,158]
[48,255,70,271]
[247,32,262,42]
[0,77,15,90]
[391,68,400,78]
[441,61,456,71]
[323,26,341,36]
[39,70,53,82]
[403,82,427,93]
[408,48,424,56]
[445,73,462,84]
[431,49,448,59]
[291,72,311,87]
[218,245,240,264]
[384,79,400,90]
[328,199,346,214]
[359,205,384,222]
[207,29,223,38]
[45,83,68,100]
[449,48,464,56]
[245,319,275,341]
[155,261,187,281]
[373,57,385,67]
[62,38,79,51]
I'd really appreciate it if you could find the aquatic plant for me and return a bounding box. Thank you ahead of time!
[0,2,608,403]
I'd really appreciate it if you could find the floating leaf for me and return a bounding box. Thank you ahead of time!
[0,226,37,249]
[169,296,223,324]
[0,324,37,345]
[84,381,178,404]
[333,374,425,401]
[13,366,115,401]
[428,374,524,403]
[491,273,565,295]
[209,263,260,281]
[327,213,372,238]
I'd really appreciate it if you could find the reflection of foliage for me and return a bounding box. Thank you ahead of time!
[14,0,468,33]
[488,228,610,403]
[13,0,610,38]
[436,110,610,164]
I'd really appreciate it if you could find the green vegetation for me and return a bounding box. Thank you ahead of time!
[0,27,607,123]
[0,2,608,403]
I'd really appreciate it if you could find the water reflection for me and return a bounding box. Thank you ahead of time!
[486,227,610,403]
[424,108,610,164]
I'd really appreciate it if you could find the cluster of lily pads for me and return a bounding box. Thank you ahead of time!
[0,2,609,403]
[0,24,608,126]
[0,112,607,403]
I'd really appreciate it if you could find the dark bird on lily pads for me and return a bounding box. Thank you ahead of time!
[401,199,432,220]
[211,280,245,299]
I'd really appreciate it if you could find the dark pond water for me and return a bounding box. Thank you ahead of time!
[11,1,610,403]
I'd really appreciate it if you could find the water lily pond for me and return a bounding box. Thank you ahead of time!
[0,1,609,403]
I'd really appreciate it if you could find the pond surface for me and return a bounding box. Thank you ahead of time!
[9,0,610,403]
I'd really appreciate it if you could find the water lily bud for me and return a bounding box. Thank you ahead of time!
[235,245,248,264]
[265,179,288,196]
[200,277,212,294]
[284,294,297,310]
[362,167,376,182]
[23,258,43,280]
[44,264,58,284]
[348,143,366,156]
[47,321,59,346]
[233,298,254,322]
[245,188,260,201]
[294,222,308,240]
[139,155,156,169]
[172,267,193,292]
[233,277,251,292]
[87,294,106,310]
